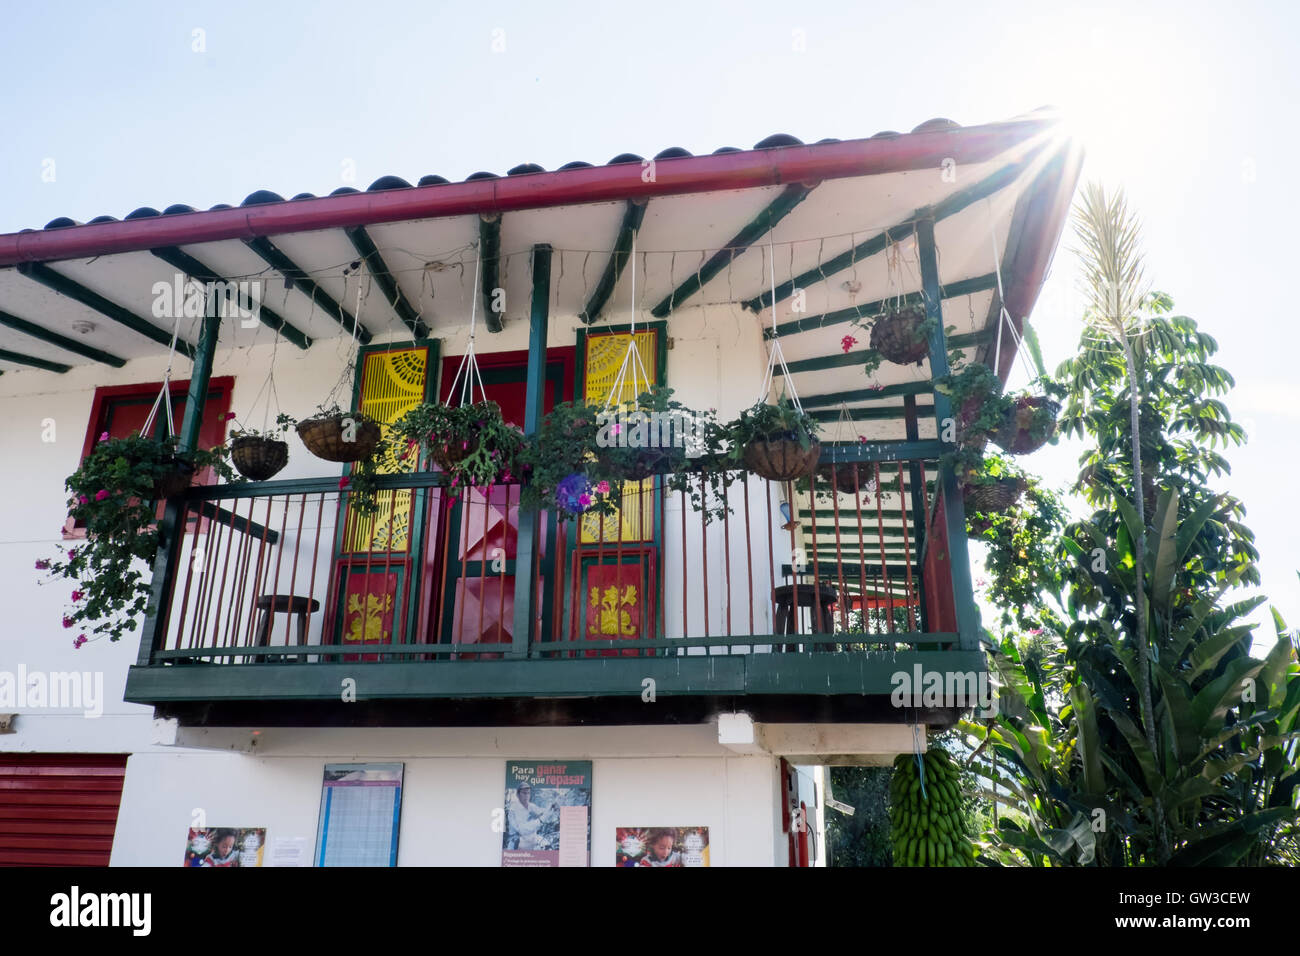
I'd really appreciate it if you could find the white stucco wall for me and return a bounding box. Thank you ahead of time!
[109,725,785,867]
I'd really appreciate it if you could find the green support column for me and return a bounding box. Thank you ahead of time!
[916,218,980,651]
[511,244,551,658]
[135,311,221,666]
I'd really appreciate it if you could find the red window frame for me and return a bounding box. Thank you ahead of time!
[63,376,234,538]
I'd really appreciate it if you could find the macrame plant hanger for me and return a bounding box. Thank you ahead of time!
[986,199,1037,383]
[756,233,804,413]
[603,232,651,413]
[140,298,187,443]
[444,250,489,408]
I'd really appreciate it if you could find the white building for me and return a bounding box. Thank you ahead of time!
[0,114,1078,866]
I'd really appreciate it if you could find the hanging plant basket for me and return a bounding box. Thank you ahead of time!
[430,436,480,472]
[297,413,382,463]
[962,476,1025,517]
[870,304,930,367]
[230,435,289,481]
[992,396,1060,455]
[816,461,863,491]
[150,457,196,499]
[743,436,821,482]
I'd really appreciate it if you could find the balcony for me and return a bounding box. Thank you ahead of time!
[124,448,983,728]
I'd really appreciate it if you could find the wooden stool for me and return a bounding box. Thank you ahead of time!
[773,583,840,652]
[252,595,320,662]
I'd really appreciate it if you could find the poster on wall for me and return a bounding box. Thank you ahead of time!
[615,827,710,867]
[182,827,266,867]
[315,763,404,867]
[501,761,592,867]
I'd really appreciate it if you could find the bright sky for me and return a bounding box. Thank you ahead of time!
[2,0,1297,634]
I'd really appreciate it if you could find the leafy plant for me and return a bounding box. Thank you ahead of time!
[228,411,297,441]
[718,396,820,464]
[38,431,237,644]
[970,478,1069,631]
[934,363,1007,446]
[518,400,619,519]
[391,400,524,489]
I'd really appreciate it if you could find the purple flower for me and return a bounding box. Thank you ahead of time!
[71,590,84,602]
[67,548,77,561]
[62,615,75,629]
[73,634,87,649]
[556,473,594,513]
[35,558,50,570]
[578,493,592,508]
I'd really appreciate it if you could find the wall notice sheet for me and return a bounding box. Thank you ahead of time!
[502,760,593,867]
[315,763,404,867]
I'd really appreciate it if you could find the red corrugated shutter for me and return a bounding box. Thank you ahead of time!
[0,754,128,866]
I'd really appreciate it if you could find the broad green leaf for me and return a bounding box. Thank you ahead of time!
[1148,488,1178,608]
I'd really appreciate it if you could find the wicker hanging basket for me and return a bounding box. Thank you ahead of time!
[962,476,1025,517]
[230,435,289,481]
[150,458,195,499]
[870,305,930,367]
[743,436,821,482]
[992,396,1060,455]
[297,414,382,463]
[816,461,864,491]
[430,437,479,472]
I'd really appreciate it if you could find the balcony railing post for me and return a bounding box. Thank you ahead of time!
[135,310,221,666]
[916,217,980,651]
[511,244,551,659]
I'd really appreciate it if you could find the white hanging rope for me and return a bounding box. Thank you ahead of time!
[986,200,1037,383]
[445,251,488,407]
[604,232,652,411]
[142,291,187,440]
[756,232,804,411]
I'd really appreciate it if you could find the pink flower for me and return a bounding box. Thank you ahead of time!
[501,470,512,483]
[222,411,238,421]
[67,548,77,561]
[99,431,109,442]
[62,615,75,629]
[34,558,50,570]
[78,495,89,505]
[841,335,857,353]
[858,435,868,444]
[611,424,622,436]
[461,440,469,450]
[578,493,593,508]
[595,480,610,494]
[73,634,87,649]
[338,476,351,490]
[94,489,110,501]
[71,590,84,602]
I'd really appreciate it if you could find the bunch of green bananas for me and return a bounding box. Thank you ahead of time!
[889,748,977,867]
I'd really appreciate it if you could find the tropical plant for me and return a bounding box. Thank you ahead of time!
[970,478,1069,631]
[38,430,237,644]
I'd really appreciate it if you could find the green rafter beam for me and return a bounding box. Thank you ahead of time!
[0,347,70,373]
[150,247,312,351]
[17,261,194,351]
[784,328,992,375]
[579,201,648,324]
[742,145,1047,312]
[243,236,371,344]
[650,184,814,318]
[802,380,933,408]
[766,273,997,339]
[343,226,429,337]
[809,404,934,423]
[0,308,125,367]
[480,213,503,333]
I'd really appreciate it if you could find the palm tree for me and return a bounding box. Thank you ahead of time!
[1070,182,1170,862]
